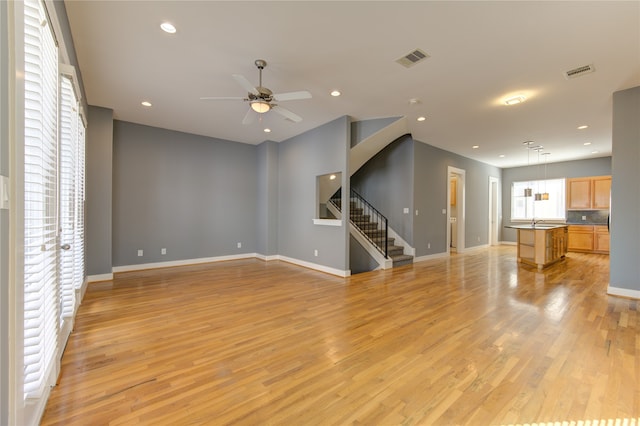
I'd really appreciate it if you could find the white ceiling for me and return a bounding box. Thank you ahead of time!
[64,1,640,168]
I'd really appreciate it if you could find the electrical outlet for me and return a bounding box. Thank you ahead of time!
[237,242,242,248]
[403,207,409,214]
[582,215,587,221]
[314,249,318,257]
[137,249,143,257]
[428,243,431,249]
[477,236,481,242]
[442,209,447,214]
[415,210,419,216]
[161,248,166,255]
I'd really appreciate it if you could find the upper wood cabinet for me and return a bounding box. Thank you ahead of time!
[567,176,611,210]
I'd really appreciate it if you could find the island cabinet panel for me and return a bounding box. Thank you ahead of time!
[516,226,568,270]
[567,176,611,210]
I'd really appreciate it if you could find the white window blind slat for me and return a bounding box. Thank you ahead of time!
[23,0,59,399]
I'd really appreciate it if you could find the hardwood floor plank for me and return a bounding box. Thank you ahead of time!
[40,247,639,425]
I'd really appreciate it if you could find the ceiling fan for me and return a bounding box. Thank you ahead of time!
[200,59,312,125]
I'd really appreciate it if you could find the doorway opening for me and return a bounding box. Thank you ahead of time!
[489,176,500,246]
[447,167,465,253]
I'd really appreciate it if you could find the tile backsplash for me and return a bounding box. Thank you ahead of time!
[567,210,609,225]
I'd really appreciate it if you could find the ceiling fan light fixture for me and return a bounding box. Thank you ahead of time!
[251,101,271,113]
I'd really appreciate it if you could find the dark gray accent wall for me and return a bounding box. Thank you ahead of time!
[0,1,9,421]
[413,141,501,256]
[86,106,113,275]
[501,157,612,242]
[349,236,379,274]
[256,140,278,257]
[277,116,350,271]
[112,121,259,266]
[611,86,640,291]
[351,135,414,245]
[351,117,401,147]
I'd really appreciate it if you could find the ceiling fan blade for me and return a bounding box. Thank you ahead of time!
[242,108,256,125]
[273,91,312,101]
[272,105,302,123]
[200,96,246,101]
[232,74,259,96]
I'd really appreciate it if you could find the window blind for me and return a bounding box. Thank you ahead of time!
[59,75,77,321]
[23,0,59,398]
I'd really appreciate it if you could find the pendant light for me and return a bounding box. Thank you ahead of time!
[534,147,544,201]
[523,141,534,197]
[541,152,550,200]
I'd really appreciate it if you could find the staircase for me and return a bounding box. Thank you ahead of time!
[331,190,413,268]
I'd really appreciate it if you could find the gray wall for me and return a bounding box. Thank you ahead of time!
[413,141,502,256]
[351,117,400,147]
[501,157,612,242]
[256,140,279,257]
[351,134,414,245]
[0,1,9,421]
[86,106,113,276]
[611,86,640,291]
[112,121,259,266]
[278,116,350,272]
[349,235,379,274]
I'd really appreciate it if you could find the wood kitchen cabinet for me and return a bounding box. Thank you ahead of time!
[568,225,609,254]
[567,176,611,210]
[515,226,568,270]
[594,225,610,253]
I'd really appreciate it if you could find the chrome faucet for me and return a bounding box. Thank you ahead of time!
[531,218,543,227]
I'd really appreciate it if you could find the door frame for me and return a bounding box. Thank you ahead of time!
[447,166,465,253]
[488,176,501,246]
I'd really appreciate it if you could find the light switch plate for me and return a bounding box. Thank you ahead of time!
[0,175,9,210]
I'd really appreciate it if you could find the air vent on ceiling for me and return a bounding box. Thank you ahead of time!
[396,48,430,68]
[564,64,595,79]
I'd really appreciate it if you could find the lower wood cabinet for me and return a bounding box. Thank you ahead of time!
[568,225,609,254]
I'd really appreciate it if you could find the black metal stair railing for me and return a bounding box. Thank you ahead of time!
[329,188,389,258]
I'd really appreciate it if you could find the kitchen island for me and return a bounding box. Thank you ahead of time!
[507,224,569,270]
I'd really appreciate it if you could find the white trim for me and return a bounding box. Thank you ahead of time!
[87,273,113,283]
[489,176,501,246]
[501,241,517,246]
[414,252,449,263]
[254,253,279,262]
[112,253,258,273]
[276,255,351,277]
[312,218,342,226]
[464,243,490,252]
[607,286,640,300]
[447,166,466,254]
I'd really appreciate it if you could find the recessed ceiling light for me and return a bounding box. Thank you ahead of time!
[263,128,271,133]
[472,145,479,149]
[583,142,592,146]
[417,116,426,122]
[141,101,152,107]
[591,150,599,154]
[330,90,341,97]
[499,154,505,158]
[160,22,176,34]
[408,98,421,105]
[504,95,526,106]
[577,125,588,130]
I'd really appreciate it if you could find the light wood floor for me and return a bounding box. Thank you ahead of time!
[41,246,638,425]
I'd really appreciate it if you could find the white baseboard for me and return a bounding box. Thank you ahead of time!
[276,255,351,277]
[414,252,449,263]
[255,253,279,261]
[501,241,517,246]
[87,273,113,282]
[112,253,258,273]
[458,243,490,253]
[607,286,640,300]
